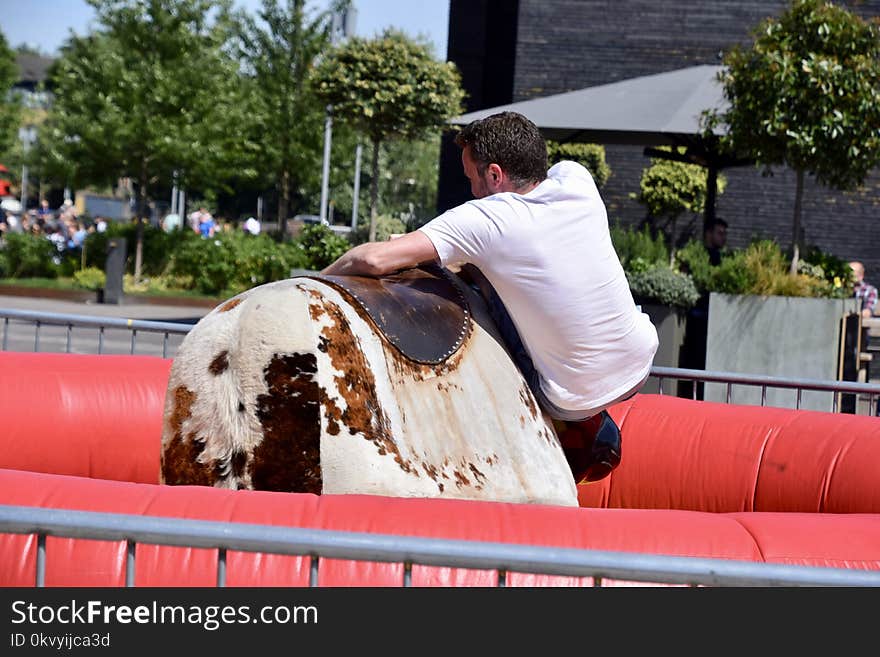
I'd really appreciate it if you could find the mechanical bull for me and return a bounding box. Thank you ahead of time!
[160,265,578,507]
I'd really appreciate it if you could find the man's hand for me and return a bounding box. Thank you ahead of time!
[321,231,439,277]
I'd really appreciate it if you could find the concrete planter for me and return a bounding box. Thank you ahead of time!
[704,293,860,411]
[636,301,687,394]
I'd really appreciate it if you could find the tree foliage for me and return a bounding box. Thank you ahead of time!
[39,0,251,277]
[237,0,344,233]
[707,0,880,272]
[636,148,727,219]
[634,147,727,264]
[0,30,20,157]
[313,30,465,241]
[547,141,611,188]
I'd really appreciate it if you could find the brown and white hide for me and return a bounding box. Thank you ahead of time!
[160,276,578,507]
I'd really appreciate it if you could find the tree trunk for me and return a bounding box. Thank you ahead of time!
[277,169,290,239]
[368,139,381,243]
[134,164,148,281]
[703,166,717,228]
[789,168,804,276]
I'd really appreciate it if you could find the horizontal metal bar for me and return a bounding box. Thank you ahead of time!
[1,505,878,587]
[0,309,193,335]
[3,307,877,397]
[650,366,880,395]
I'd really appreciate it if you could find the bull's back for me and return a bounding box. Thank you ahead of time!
[160,277,578,507]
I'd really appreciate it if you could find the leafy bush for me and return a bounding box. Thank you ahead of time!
[0,233,60,278]
[72,267,106,291]
[168,235,239,295]
[166,229,318,296]
[83,222,181,276]
[801,246,855,299]
[610,224,699,309]
[235,234,304,286]
[633,149,726,219]
[675,239,717,294]
[610,223,669,271]
[628,265,700,309]
[295,224,351,270]
[699,240,839,298]
[547,141,612,188]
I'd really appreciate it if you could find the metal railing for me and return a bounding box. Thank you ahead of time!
[651,365,880,414]
[0,308,880,411]
[2,505,878,587]
[3,307,879,413]
[2,307,879,588]
[0,308,192,358]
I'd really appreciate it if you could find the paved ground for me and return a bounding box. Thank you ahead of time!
[0,292,213,323]
[0,292,212,358]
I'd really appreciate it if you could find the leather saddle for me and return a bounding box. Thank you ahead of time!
[303,263,472,365]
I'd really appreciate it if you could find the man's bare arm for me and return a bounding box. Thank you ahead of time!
[321,231,440,277]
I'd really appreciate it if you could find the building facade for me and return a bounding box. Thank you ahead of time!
[439,0,880,277]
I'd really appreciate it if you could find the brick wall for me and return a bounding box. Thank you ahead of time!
[441,0,880,278]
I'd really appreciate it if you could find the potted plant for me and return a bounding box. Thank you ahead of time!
[679,238,858,411]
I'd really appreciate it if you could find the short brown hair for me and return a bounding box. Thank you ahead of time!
[454,112,547,189]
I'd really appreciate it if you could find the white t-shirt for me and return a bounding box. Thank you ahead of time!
[419,161,658,413]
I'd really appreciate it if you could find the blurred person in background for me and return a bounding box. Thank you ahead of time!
[849,261,877,320]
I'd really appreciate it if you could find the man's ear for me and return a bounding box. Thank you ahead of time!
[486,163,504,191]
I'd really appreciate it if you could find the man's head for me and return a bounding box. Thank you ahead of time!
[850,261,866,283]
[454,111,547,198]
[703,217,728,250]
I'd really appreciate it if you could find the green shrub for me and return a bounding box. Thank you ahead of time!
[295,224,351,270]
[628,265,700,309]
[1,233,60,278]
[610,223,669,271]
[704,240,835,298]
[72,267,106,291]
[675,239,718,294]
[167,230,311,296]
[169,234,241,295]
[234,233,302,286]
[547,142,612,188]
[801,246,854,299]
[83,222,181,276]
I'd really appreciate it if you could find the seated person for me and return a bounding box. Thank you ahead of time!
[322,112,659,483]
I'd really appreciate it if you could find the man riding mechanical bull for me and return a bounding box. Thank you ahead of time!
[161,111,658,503]
[322,111,659,485]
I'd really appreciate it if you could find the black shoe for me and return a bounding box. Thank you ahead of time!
[559,411,622,483]
[569,411,621,482]
[581,411,622,483]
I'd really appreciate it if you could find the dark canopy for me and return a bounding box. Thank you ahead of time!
[450,65,751,222]
[452,65,727,146]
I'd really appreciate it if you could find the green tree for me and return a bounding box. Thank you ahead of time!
[313,30,465,242]
[634,147,727,264]
[237,0,346,235]
[0,30,20,157]
[374,134,441,228]
[707,0,880,273]
[39,0,252,278]
[546,141,611,188]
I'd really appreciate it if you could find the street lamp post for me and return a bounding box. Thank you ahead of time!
[319,6,357,225]
[18,126,36,213]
